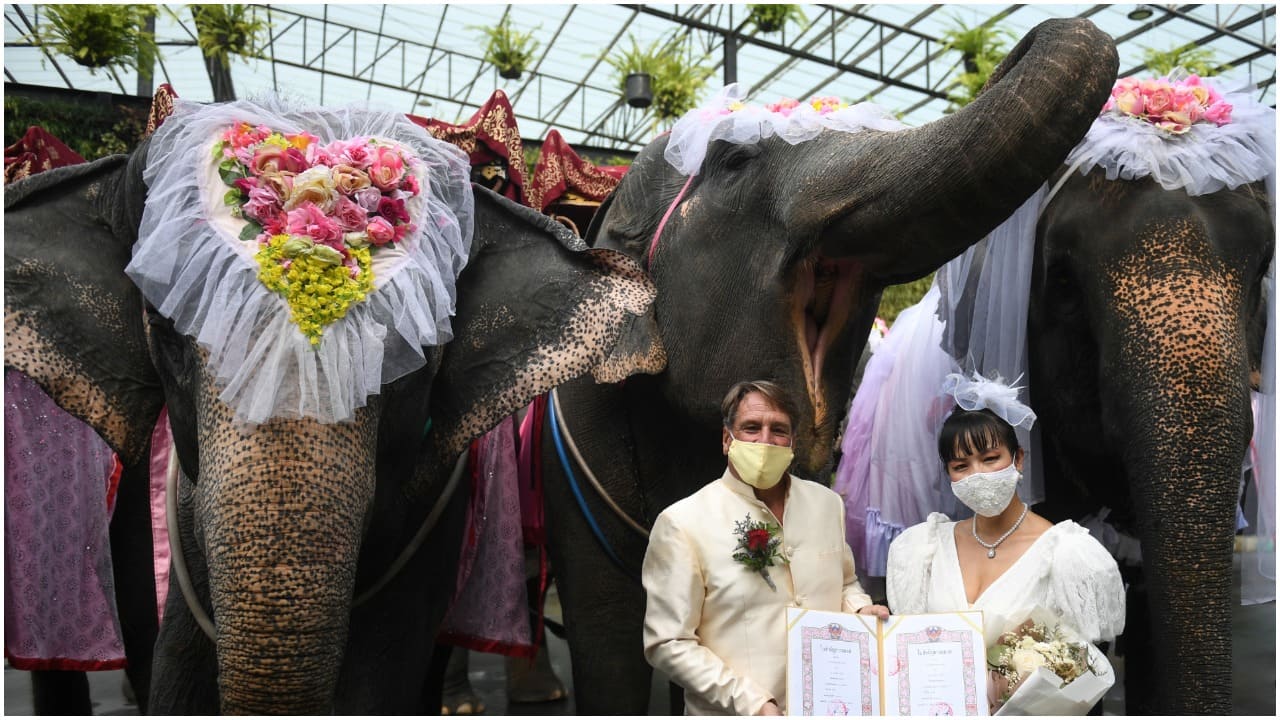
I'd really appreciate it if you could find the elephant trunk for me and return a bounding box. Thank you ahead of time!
[840,18,1117,281]
[195,409,379,714]
[1100,232,1253,713]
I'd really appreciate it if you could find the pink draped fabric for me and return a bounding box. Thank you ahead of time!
[148,408,173,623]
[4,370,126,670]
[438,416,534,657]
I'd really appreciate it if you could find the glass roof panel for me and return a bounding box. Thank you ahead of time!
[4,3,1273,151]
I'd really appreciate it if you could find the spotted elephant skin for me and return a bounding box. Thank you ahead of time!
[537,19,1119,715]
[4,143,655,713]
[1028,170,1273,714]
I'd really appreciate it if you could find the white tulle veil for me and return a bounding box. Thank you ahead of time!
[126,95,474,424]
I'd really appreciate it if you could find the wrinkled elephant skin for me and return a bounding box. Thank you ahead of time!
[4,143,655,712]
[540,18,1120,715]
[1029,171,1273,714]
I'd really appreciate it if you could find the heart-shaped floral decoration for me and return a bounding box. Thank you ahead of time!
[214,122,424,344]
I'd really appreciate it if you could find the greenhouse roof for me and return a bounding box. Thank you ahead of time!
[4,3,1275,152]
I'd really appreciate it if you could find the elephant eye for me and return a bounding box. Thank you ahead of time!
[707,141,761,173]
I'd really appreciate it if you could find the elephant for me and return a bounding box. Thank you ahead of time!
[850,77,1275,714]
[536,18,1119,714]
[1026,168,1273,713]
[4,110,656,713]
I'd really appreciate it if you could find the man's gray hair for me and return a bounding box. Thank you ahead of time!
[721,380,798,429]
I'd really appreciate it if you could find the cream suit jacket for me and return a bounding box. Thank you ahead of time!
[642,469,873,715]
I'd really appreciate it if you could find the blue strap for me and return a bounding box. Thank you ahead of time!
[547,395,639,583]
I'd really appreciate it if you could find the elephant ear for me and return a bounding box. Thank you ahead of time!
[429,186,658,457]
[3,156,164,466]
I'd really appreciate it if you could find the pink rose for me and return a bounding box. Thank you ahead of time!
[333,195,369,232]
[1144,87,1173,116]
[377,196,410,225]
[1113,90,1144,116]
[392,221,415,243]
[401,173,421,195]
[368,146,407,191]
[262,213,288,236]
[332,164,372,195]
[243,185,284,222]
[232,176,257,195]
[341,142,374,169]
[252,145,307,176]
[1204,101,1233,125]
[306,143,338,167]
[286,202,343,243]
[353,187,383,212]
[257,172,293,201]
[366,216,396,246]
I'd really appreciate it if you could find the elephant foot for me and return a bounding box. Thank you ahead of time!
[441,647,487,716]
[505,645,566,704]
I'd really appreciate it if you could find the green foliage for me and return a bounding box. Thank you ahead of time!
[32,4,158,77]
[746,4,807,33]
[940,16,1015,111]
[476,17,540,78]
[4,95,148,160]
[185,4,272,69]
[1141,44,1227,77]
[606,33,714,121]
[523,146,541,179]
[877,273,934,325]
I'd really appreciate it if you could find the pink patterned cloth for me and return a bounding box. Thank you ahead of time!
[438,416,534,657]
[4,370,127,670]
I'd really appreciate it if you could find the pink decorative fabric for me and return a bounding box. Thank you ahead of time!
[438,416,534,657]
[148,408,173,623]
[4,370,127,671]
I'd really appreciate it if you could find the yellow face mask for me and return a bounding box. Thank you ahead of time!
[727,433,794,490]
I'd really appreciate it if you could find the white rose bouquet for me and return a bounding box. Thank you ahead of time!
[985,609,1114,715]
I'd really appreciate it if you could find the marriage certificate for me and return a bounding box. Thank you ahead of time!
[786,609,987,716]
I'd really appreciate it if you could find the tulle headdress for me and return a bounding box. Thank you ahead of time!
[941,370,1037,431]
[663,83,907,176]
[126,95,474,425]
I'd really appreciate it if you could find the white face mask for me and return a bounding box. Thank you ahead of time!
[727,432,794,490]
[950,461,1021,517]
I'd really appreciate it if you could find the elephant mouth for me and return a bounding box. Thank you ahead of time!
[790,252,860,424]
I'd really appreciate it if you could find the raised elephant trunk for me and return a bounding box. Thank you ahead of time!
[1099,219,1254,713]
[838,18,1118,283]
[193,369,380,713]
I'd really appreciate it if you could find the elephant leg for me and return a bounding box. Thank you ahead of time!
[440,645,486,714]
[1121,571,1158,715]
[546,521,652,714]
[337,485,467,714]
[107,457,157,715]
[30,670,91,715]
[149,473,220,714]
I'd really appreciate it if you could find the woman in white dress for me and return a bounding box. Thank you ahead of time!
[886,372,1125,649]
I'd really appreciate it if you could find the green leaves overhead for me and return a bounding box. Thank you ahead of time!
[476,17,541,79]
[940,16,1016,111]
[606,33,714,122]
[32,4,159,77]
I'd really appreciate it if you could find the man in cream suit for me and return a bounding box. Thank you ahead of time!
[643,380,890,715]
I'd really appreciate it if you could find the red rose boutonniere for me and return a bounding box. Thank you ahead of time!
[732,514,787,591]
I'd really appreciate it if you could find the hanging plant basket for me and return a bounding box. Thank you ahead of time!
[476,18,540,84]
[625,73,653,109]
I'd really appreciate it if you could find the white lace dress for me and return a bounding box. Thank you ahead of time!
[886,513,1126,645]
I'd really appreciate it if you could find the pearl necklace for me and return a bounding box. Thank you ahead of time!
[971,502,1029,559]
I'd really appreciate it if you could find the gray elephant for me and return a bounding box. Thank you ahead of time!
[853,75,1274,714]
[537,18,1118,714]
[4,101,655,713]
[1025,111,1274,712]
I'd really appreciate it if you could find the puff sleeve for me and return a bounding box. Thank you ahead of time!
[1045,522,1127,642]
[886,512,949,614]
